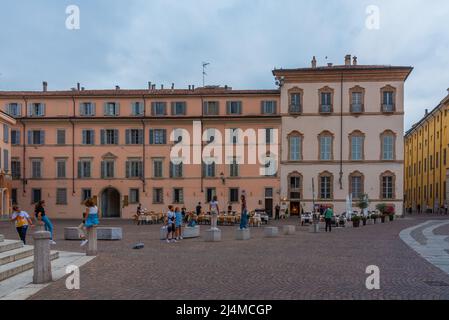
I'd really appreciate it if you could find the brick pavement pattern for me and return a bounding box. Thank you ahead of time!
[1,215,449,300]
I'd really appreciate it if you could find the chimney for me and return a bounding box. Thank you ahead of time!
[327,63,333,67]
[148,82,152,90]
[311,56,317,68]
[161,84,164,90]
[77,82,81,91]
[345,54,351,66]
[171,83,175,90]
[425,109,429,116]
[81,87,85,91]
[353,56,358,66]
[115,85,120,90]
[192,85,195,91]
[152,84,156,90]
[188,85,191,90]
[42,81,48,92]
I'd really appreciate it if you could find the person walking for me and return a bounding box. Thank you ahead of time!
[196,202,202,216]
[11,206,34,244]
[166,205,176,243]
[239,195,249,229]
[34,200,56,245]
[324,206,333,232]
[275,204,280,220]
[175,207,183,240]
[209,196,219,230]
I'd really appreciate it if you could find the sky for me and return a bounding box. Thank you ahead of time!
[0,0,448,130]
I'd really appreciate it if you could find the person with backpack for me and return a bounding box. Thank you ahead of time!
[324,207,334,232]
[166,205,176,243]
[11,206,34,244]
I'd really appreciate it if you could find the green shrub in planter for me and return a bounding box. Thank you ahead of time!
[370,214,378,224]
[351,215,361,228]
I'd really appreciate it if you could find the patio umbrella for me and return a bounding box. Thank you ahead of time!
[346,195,353,221]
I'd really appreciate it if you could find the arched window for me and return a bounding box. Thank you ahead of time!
[288,172,303,200]
[319,171,333,200]
[288,87,303,114]
[348,130,365,161]
[380,130,396,160]
[318,86,334,113]
[318,131,334,160]
[380,85,397,113]
[288,131,303,161]
[349,171,364,199]
[380,171,396,199]
[349,86,365,113]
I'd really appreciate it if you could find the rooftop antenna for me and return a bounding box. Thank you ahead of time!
[202,62,210,87]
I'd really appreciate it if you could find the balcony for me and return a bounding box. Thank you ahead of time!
[382,104,395,113]
[320,105,332,114]
[351,103,364,113]
[289,104,302,114]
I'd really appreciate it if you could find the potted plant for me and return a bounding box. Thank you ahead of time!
[386,205,395,221]
[356,194,369,226]
[351,215,361,228]
[361,216,367,226]
[376,204,387,223]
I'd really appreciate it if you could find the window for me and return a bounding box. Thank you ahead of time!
[226,101,242,115]
[29,103,45,117]
[12,188,18,205]
[381,85,396,112]
[101,160,115,179]
[151,102,167,116]
[229,188,239,203]
[173,188,184,204]
[289,172,302,199]
[319,172,333,199]
[78,160,92,178]
[80,102,95,116]
[319,131,333,160]
[104,102,119,116]
[82,130,95,145]
[153,188,164,204]
[349,131,365,161]
[349,86,365,113]
[289,88,303,114]
[126,129,143,145]
[288,132,302,161]
[56,188,67,205]
[229,157,239,177]
[381,130,396,160]
[11,130,21,145]
[261,101,277,114]
[131,102,144,116]
[32,189,42,204]
[11,159,21,179]
[381,172,395,199]
[319,87,333,113]
[149,129,167,145]
[100,129,119,145]
[56,159,66,178]
[3,124,9,143]
[129,188,140,204]
[27,130,45,145]
[31,159,42,178]
[203,161,216,178]
[7,103,21,117]
[56,129,66,145]
[81,189,92,202]
[349,171,364,199]
[206,188,216,203]
[265,128,274,144]
[170,161,183,178]
[203,101,219,115]
[265,188,274,198]
[171,102,186,115]
[3,150,9,172]
[153,159,164,178]
[126,160,143,178]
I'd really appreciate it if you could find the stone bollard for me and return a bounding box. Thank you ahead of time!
[86,226,98,256]
[235,228,250,240]
[283,225,296,235]
[204,228,221,242]
[264,227,279,238]
[309,223,320,233]
[0,234,4,242]
[33,231,53,284]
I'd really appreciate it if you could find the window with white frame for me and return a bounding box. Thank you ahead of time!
[319,134,332,160]
[153,159,163,178]
[129,188,140,204]
[104,102,119,116]
[203,101,219,115]
[101,160,115,179]
[31,159,42,178]
[173,188,184,204]
[78,160,92,178]
[289,134,302,161]
[226,101,242,115]
[28,130,45,145]
[82,130,95,145]
[131,102,144,116]
[170,160,183,178]
[56,159,66,178]
[381,132,395,160]
[153,188,164,204]
[7,103,21,117]
[126,159,143,178]
[151,102,167,116]
[101,129,119,145]
[203,161,216,178]
[171,102,186,115]
[261,101,277,114]
[149,129,167,145]
[126,129,143,145]
[56,129,66,145]
[80,102,95,116]
[29,103,45,117]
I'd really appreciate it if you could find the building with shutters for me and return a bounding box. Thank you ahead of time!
[0,111,16,218]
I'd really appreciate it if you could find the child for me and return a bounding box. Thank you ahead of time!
[166,205,176,243]
[175,207,183,240]
[11,206,34,244]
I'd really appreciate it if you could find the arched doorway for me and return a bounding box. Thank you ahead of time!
[101,187,121,218]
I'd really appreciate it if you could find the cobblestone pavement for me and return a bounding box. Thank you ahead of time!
[1,215,449,300]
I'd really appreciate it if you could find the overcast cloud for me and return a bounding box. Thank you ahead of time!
[0,0,448,130]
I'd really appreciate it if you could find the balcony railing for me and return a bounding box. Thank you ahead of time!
[351,103,363,113]
[382,104,395,113]
[289,104,302,114]
[320,105,332,113]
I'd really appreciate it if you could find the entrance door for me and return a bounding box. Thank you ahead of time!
[290,201,300,216]
[101,188,121,218]
[264,198,273,217]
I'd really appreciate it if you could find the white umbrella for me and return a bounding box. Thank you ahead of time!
[346,195,353,221]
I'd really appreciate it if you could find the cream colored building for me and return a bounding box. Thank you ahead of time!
[274,55,412,216]
[0,111,16,217]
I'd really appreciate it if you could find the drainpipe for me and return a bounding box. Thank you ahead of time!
[339,73,344,190]
[141,95,146,193]
[22,96,27,194]
[200,94,204,194]
[70,96,76,195]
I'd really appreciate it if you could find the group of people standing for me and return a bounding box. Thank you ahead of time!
[9,199,99,247]
[165,194,250,242]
